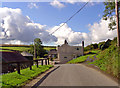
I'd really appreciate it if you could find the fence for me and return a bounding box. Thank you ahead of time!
[1,58,49,74]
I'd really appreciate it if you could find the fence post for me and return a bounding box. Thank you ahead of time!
[48,58,49,65]
[17,62,20,74]
[41,60,43,66]
[36,60,38,68]
[30,61,32,70]
[45,59,47,65]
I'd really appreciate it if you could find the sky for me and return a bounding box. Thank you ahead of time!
[0,1,117,46]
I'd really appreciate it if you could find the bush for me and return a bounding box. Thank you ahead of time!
[101,39,112,50]
[98,42,105,49]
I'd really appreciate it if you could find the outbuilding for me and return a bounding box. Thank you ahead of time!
[0,51,28,73]
[21,51,33,61]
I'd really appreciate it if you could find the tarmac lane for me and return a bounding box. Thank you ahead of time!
[38,64,118,87]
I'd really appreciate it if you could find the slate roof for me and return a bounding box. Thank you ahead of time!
[48,49,57,55]
[0,51,28,63]
[21,51,33,56]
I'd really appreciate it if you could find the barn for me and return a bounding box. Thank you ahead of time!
[0,51,28,73]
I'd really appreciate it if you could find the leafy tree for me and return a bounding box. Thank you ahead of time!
[103,1,120,30]
[25,38,47,59]
[34,38,47,58]
[34,38,42,46]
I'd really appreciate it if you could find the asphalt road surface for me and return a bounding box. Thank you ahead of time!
[39,64,118,86]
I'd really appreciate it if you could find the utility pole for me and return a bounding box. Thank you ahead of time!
[34,39,36,59]
[115,0,120,47]
[82,41,84,56]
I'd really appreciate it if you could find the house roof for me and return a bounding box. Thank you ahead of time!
[0,51,28,63]
[21,51,33,56]
[48,49,57,55]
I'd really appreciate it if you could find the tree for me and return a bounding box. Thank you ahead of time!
[103,1,120,30]
[34,38,42,46]
[25,38,47,59]
[34,38,47,59]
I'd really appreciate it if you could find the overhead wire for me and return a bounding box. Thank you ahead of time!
[49,0,90,35]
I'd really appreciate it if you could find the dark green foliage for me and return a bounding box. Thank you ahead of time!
[89,37,119,78]
[101,39,112,50]
[103,1,120,30]
[85,39,112,51]
[25,38,47,58]
[34,38,47,58]
[98,41,105,49]
[25,44,34,55]
[84,44,94,51]
[92,44,98,49]
[84,43,98,51]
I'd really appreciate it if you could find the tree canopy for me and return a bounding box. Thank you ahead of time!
[103,1,120,30]
[34,38,42,46]
[25,38,47,59]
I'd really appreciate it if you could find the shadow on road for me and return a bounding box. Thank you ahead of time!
[32,66,60,88]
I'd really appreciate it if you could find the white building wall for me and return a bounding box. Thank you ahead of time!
[57,43,84,63]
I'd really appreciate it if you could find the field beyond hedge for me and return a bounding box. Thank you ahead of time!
[0,46,56,52]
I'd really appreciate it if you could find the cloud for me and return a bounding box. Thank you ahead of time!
[0,7,117,46]
[49,0,101,9]
[0,7,57,44]
[88,18,117,43]
[48,23,89,45]
[50,0,65,8]
[64,0,106,3]
[49,17,117,46]
[28,3,38,9]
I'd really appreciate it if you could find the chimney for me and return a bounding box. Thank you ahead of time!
[64,40,68,44]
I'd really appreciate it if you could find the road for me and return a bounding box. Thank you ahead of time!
[38,64,118,86]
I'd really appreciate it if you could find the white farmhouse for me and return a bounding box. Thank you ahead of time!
[57,40,84,63]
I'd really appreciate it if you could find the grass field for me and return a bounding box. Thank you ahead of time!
[0,47,30,52]
[0,46,56,52]
[43,47,56,51]
[1,65,53,87]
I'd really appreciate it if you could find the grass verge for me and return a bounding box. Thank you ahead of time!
[67,50,100,64]
[88,46,119,78]
[1,65,53,87]
[67,55,90,64]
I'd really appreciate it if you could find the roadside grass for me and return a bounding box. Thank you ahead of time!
[67,50,100,64]
[1,65,53,87]
[88,40,120,78]
[67,55,90,64]
[84,49,101,55]
[90,49,101,54]
[67,38,119,79]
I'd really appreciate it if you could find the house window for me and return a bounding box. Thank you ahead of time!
[64,57,67,58]
[76,48,79,50]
